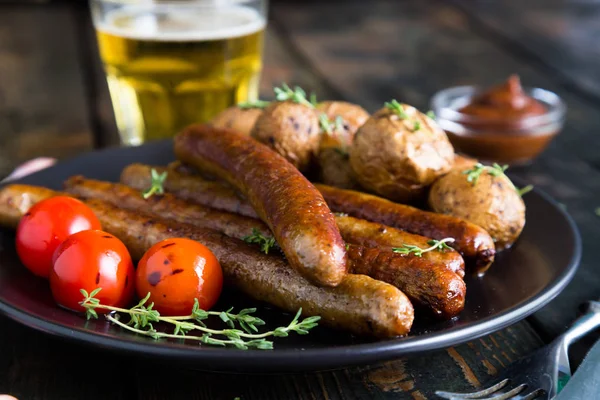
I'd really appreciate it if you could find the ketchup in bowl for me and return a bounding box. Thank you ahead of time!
[431,75,566,165]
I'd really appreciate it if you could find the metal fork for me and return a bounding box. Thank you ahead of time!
[436,300,600,400]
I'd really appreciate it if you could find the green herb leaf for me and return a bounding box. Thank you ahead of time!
[238,100,270,109]
[392,238,455,257]
[517,184,534,196]
[243,228,278,254]
[142,169,167,199]
[273,84,314,108]
[412,121,421,132]
[426,110,436,120]
[80,289,318,350]
[462,163,507,186]
[384,99,408,119]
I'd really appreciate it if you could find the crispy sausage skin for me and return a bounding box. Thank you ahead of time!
[336,215,465,278]
[120,165,465,277]
[122,164,257,218]
[316,184,496,271]
[0,184,414,337]
[64,176,271,240]
[68,177,465,316]
[174,125,347,287]
[346,246,465,318]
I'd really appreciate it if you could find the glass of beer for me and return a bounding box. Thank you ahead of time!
[90,0,267,145]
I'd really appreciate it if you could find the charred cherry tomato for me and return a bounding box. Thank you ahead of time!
[136,238,223,315]
[16,196,101,278]
[50,230,135,312]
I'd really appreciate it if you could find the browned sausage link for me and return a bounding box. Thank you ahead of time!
[121,164,466,277]
[0,184,414,337]
[121,164,258,218]
[336,215,465,278]
[315,184,496,270]
[64,176,271,240]
[70,177,466,313]
[0,184,57,227]
[346,244,466,318]
[174,125,347,287]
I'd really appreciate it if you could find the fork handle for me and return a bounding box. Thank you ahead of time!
[562,301,600,346]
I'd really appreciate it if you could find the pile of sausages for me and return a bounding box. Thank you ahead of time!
[0,125,499,338]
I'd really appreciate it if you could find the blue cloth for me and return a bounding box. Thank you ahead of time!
[556,339,600,399]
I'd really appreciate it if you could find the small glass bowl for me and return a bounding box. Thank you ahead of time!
[430,85,566,165]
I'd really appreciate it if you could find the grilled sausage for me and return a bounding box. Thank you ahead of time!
[70,177,465,316]
[346,245,465,318]
[122,164,257,218]
[64,176,271,240]
[120,165,465,277]
[0,184,414,337]
[316,184,496,271]
[335,215,464,278]
[174,125,347,287]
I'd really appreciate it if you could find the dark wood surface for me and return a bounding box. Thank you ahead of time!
[0,1,598,399]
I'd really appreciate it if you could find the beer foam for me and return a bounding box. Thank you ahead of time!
[97,5,265,41]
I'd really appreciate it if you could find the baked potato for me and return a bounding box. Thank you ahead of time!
[316,101,369,189]
[251,101,320,172]
[452,154,478,171]
[211,105,264,136]
[317,134,361,190]
[349,102,454,203]
[428,167,525,250]
[316,101,369,147]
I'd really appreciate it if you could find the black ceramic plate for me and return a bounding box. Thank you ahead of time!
[0,141,581,372]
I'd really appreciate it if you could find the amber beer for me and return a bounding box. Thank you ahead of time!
[93,4,265,145]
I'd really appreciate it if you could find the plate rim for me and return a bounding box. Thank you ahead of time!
[0,142,582,371]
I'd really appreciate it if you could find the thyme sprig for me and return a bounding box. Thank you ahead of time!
[142,168,167,199]
[238,100,270,109]
[392,238,455,257]
[243,228,278,254]
[463,163,507,186]
[384,99,408,119]
[517,184,534,196]
[80,289,320,350]
[274,84,314,108]
[319,114,344,134]
[462,163,534,196]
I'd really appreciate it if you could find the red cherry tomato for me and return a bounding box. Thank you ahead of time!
[136,238,223,316]
[50,230,135,312]
[16,196,101,278]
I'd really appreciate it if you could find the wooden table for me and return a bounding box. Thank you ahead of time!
[1,1,598,398]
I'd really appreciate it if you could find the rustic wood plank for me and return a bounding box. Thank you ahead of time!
[270,0,600,339]
[0,312,541,400]
[0,316,135,400]
[135,323,541,399]
[0,5,94,179]
[450,0,600,106]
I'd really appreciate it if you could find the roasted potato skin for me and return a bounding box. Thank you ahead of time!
[316,101,370,147]
[349,105,454,203]
[315,101,369,189]
[251,101,320,172]
[452,154,479,171]
[317,134,361,190]
[428,169,525,250]
[210,106,263,136]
